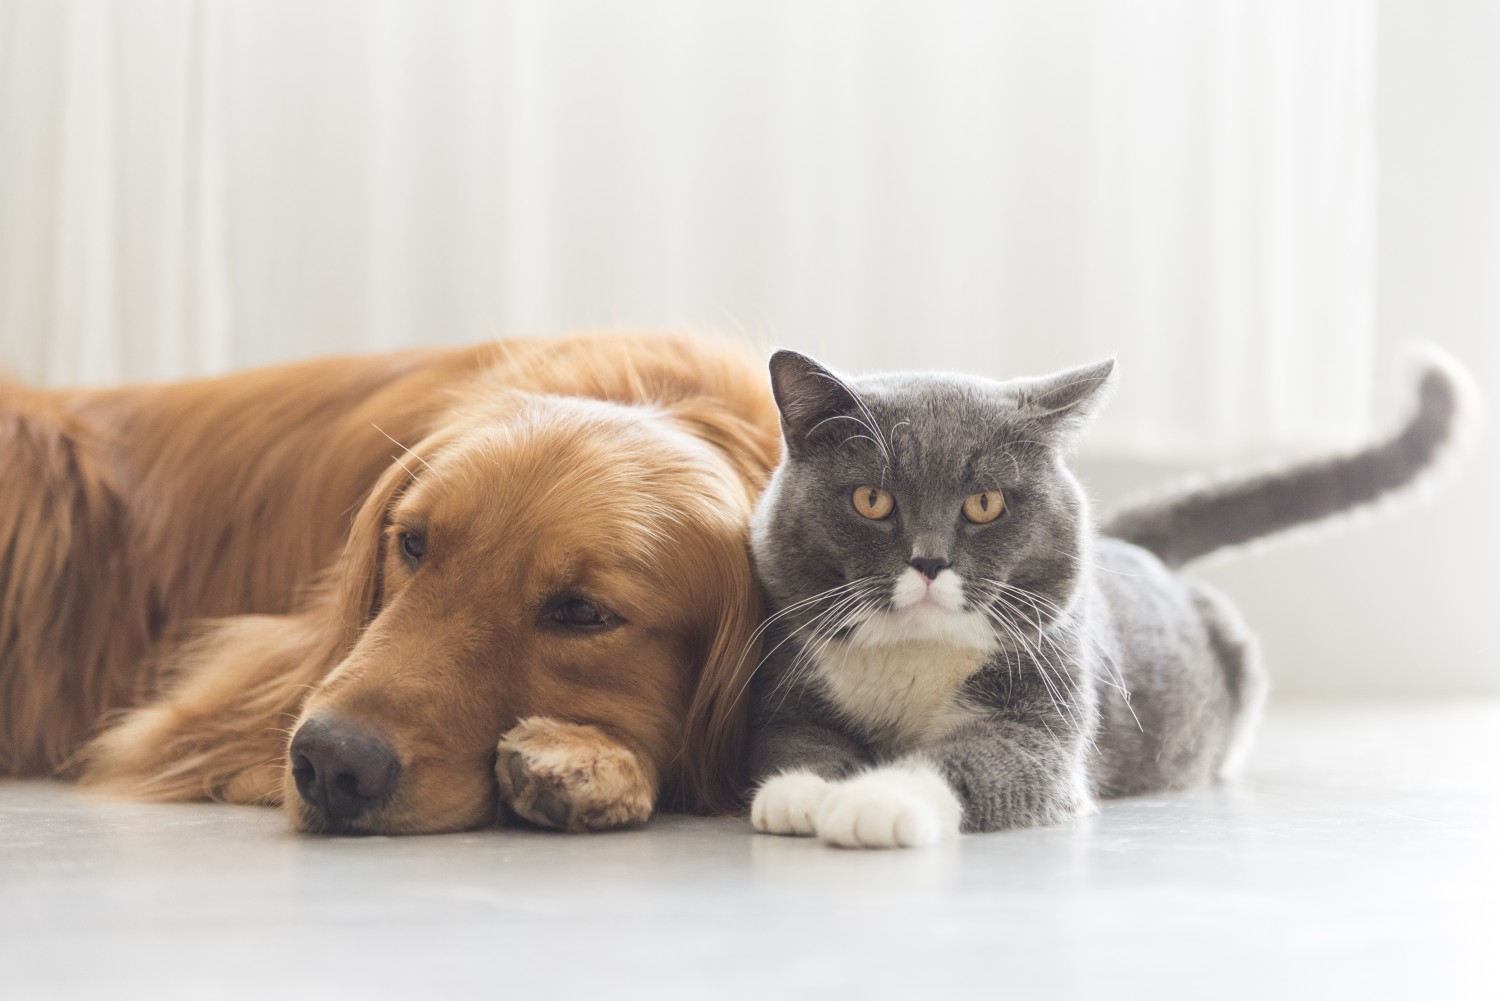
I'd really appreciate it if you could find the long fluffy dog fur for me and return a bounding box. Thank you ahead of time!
[0,332,779,833]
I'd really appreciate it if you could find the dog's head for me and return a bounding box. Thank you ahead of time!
[284,392,768,834]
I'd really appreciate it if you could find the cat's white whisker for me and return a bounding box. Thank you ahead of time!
[371,422,433,474]
[762,588,876,711]
[750,587,872,692]
[979,576,1138,728]
[978,603,1084,736]
[770,594,879,716]
[805,407,888,462]
[727,576,882,702]
[1046,546,1148,577]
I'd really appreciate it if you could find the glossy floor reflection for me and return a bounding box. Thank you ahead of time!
[2,701,1496,1000]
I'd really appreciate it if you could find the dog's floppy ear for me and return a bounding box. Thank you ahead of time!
[676,521,764,815]
[659,374,782,815]
[80,445,433,804]
[305,419,464,636]
[323,446,426,629]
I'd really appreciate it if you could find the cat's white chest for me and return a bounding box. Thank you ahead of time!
[816,640,989,750]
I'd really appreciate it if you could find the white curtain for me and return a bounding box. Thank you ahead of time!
[0,0,1375,460]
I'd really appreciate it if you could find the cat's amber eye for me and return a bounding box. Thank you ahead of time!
[963,490,1006,524]
[851,485,895,520]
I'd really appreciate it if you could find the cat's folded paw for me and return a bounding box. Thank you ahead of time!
[814,764,962,849]
[751,770,831,836]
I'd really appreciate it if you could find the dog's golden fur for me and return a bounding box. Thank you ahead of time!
[0,333,779,834]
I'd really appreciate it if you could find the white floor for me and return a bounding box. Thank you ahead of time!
[1,701,1496,1001]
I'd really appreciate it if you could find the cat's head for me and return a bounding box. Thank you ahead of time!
[749,349,1114,652]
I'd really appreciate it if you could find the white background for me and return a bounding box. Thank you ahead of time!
[0,0,1495,695]
[1178,0,1498,697]
[0,0,1381,459]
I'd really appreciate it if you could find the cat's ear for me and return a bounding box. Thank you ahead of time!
[1014,357,1116,443]
[768,350,865,458]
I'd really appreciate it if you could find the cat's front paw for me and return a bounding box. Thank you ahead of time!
[814,765,962,849]
[751,770,831,836]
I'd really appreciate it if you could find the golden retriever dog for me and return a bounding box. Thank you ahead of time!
[0,333,779,834]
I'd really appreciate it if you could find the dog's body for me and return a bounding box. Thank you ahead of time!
[1,333,779,834]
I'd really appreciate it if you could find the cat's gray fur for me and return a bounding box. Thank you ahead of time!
[746,349,1472,844]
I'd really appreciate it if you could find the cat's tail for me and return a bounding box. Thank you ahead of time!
[1100,345,1482,569]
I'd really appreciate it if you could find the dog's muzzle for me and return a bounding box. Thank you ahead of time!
[289,716,400,825]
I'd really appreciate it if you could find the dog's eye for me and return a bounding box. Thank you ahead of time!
[553,599,606,628]
[399,531,425,568]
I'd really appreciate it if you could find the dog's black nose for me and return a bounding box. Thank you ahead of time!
[910,557,950,580]
[289,717,399,822]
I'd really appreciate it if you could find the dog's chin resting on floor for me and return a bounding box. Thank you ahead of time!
[0,332,780,835]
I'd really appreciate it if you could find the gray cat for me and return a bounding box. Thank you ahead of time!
[746,348,1473,848]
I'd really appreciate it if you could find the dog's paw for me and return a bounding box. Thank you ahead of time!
[495,717,655,833]
[750,770,831,836]
[814,764,962,849]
